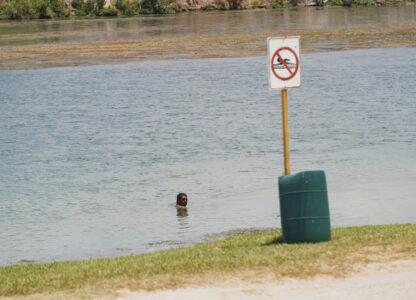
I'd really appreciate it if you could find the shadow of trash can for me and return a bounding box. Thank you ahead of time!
[278,170,331,243]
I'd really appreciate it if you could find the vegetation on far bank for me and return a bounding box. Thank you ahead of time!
[0,0,181,20]
[0,0,415,21]
[0,224,415,299]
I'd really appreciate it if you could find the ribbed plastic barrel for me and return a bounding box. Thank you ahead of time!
[278,170,331,243]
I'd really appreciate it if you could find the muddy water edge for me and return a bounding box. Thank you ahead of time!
[0,5,416,70]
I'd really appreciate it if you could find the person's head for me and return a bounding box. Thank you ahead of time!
[176,193,188,207]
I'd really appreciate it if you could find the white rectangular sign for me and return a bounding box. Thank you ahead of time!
[268,37,301,90]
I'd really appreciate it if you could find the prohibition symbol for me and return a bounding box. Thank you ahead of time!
[271,47,299,81]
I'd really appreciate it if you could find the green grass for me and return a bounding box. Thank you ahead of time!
[1,224,415,298]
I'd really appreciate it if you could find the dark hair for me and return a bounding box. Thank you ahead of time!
[176,193,187,205]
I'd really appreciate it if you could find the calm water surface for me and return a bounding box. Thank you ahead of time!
[1,48,416,266]
[1,6,416,47]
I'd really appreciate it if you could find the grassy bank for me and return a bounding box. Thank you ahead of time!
[1,224,415,299]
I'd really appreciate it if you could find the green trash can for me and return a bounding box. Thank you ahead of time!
[278,170,331,243]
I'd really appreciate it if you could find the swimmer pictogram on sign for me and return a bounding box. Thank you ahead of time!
[271,47,299,81]
[267,37,301,90]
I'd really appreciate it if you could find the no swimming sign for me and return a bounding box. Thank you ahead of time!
[268,37,301,90]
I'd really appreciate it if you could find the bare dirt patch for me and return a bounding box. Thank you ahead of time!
[115,259,416,300]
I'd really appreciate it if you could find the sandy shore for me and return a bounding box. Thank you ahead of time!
[1,23,416,70]
[115,259,416,300]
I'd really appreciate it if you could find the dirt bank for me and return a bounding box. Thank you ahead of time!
[115,259,416,300]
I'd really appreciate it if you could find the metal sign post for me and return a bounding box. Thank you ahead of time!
[267,37,301,176]
[281,88,290,175]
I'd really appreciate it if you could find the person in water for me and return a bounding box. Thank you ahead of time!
[176,193,188,210]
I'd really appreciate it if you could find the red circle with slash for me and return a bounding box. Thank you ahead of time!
[271,47,299,81]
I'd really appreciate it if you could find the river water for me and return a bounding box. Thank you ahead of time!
[1,6,416,47]
[1,47,416,266]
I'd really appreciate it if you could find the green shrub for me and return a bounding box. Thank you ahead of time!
[73,0,109,16]
[3,0,39,19]
[102,7,118,15]
[74,8,87,15]
[252,0,260,7]
[350,0,374,4]
[96,0,105,9]
[1,0,70,19]
[48,0,68,16]
[114,0,138,15]
[84,0,95,14]
[272,0,288,8]
[139,0,179,14]
[154,0,179,13]
[71,0,84,9]
[326,0,344,5]
[39,5,54,17]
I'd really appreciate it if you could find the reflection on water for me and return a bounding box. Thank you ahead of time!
[177,209,189,218]
[177,209,190,239]
[0,6,415,47]
[0,48,415,266]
